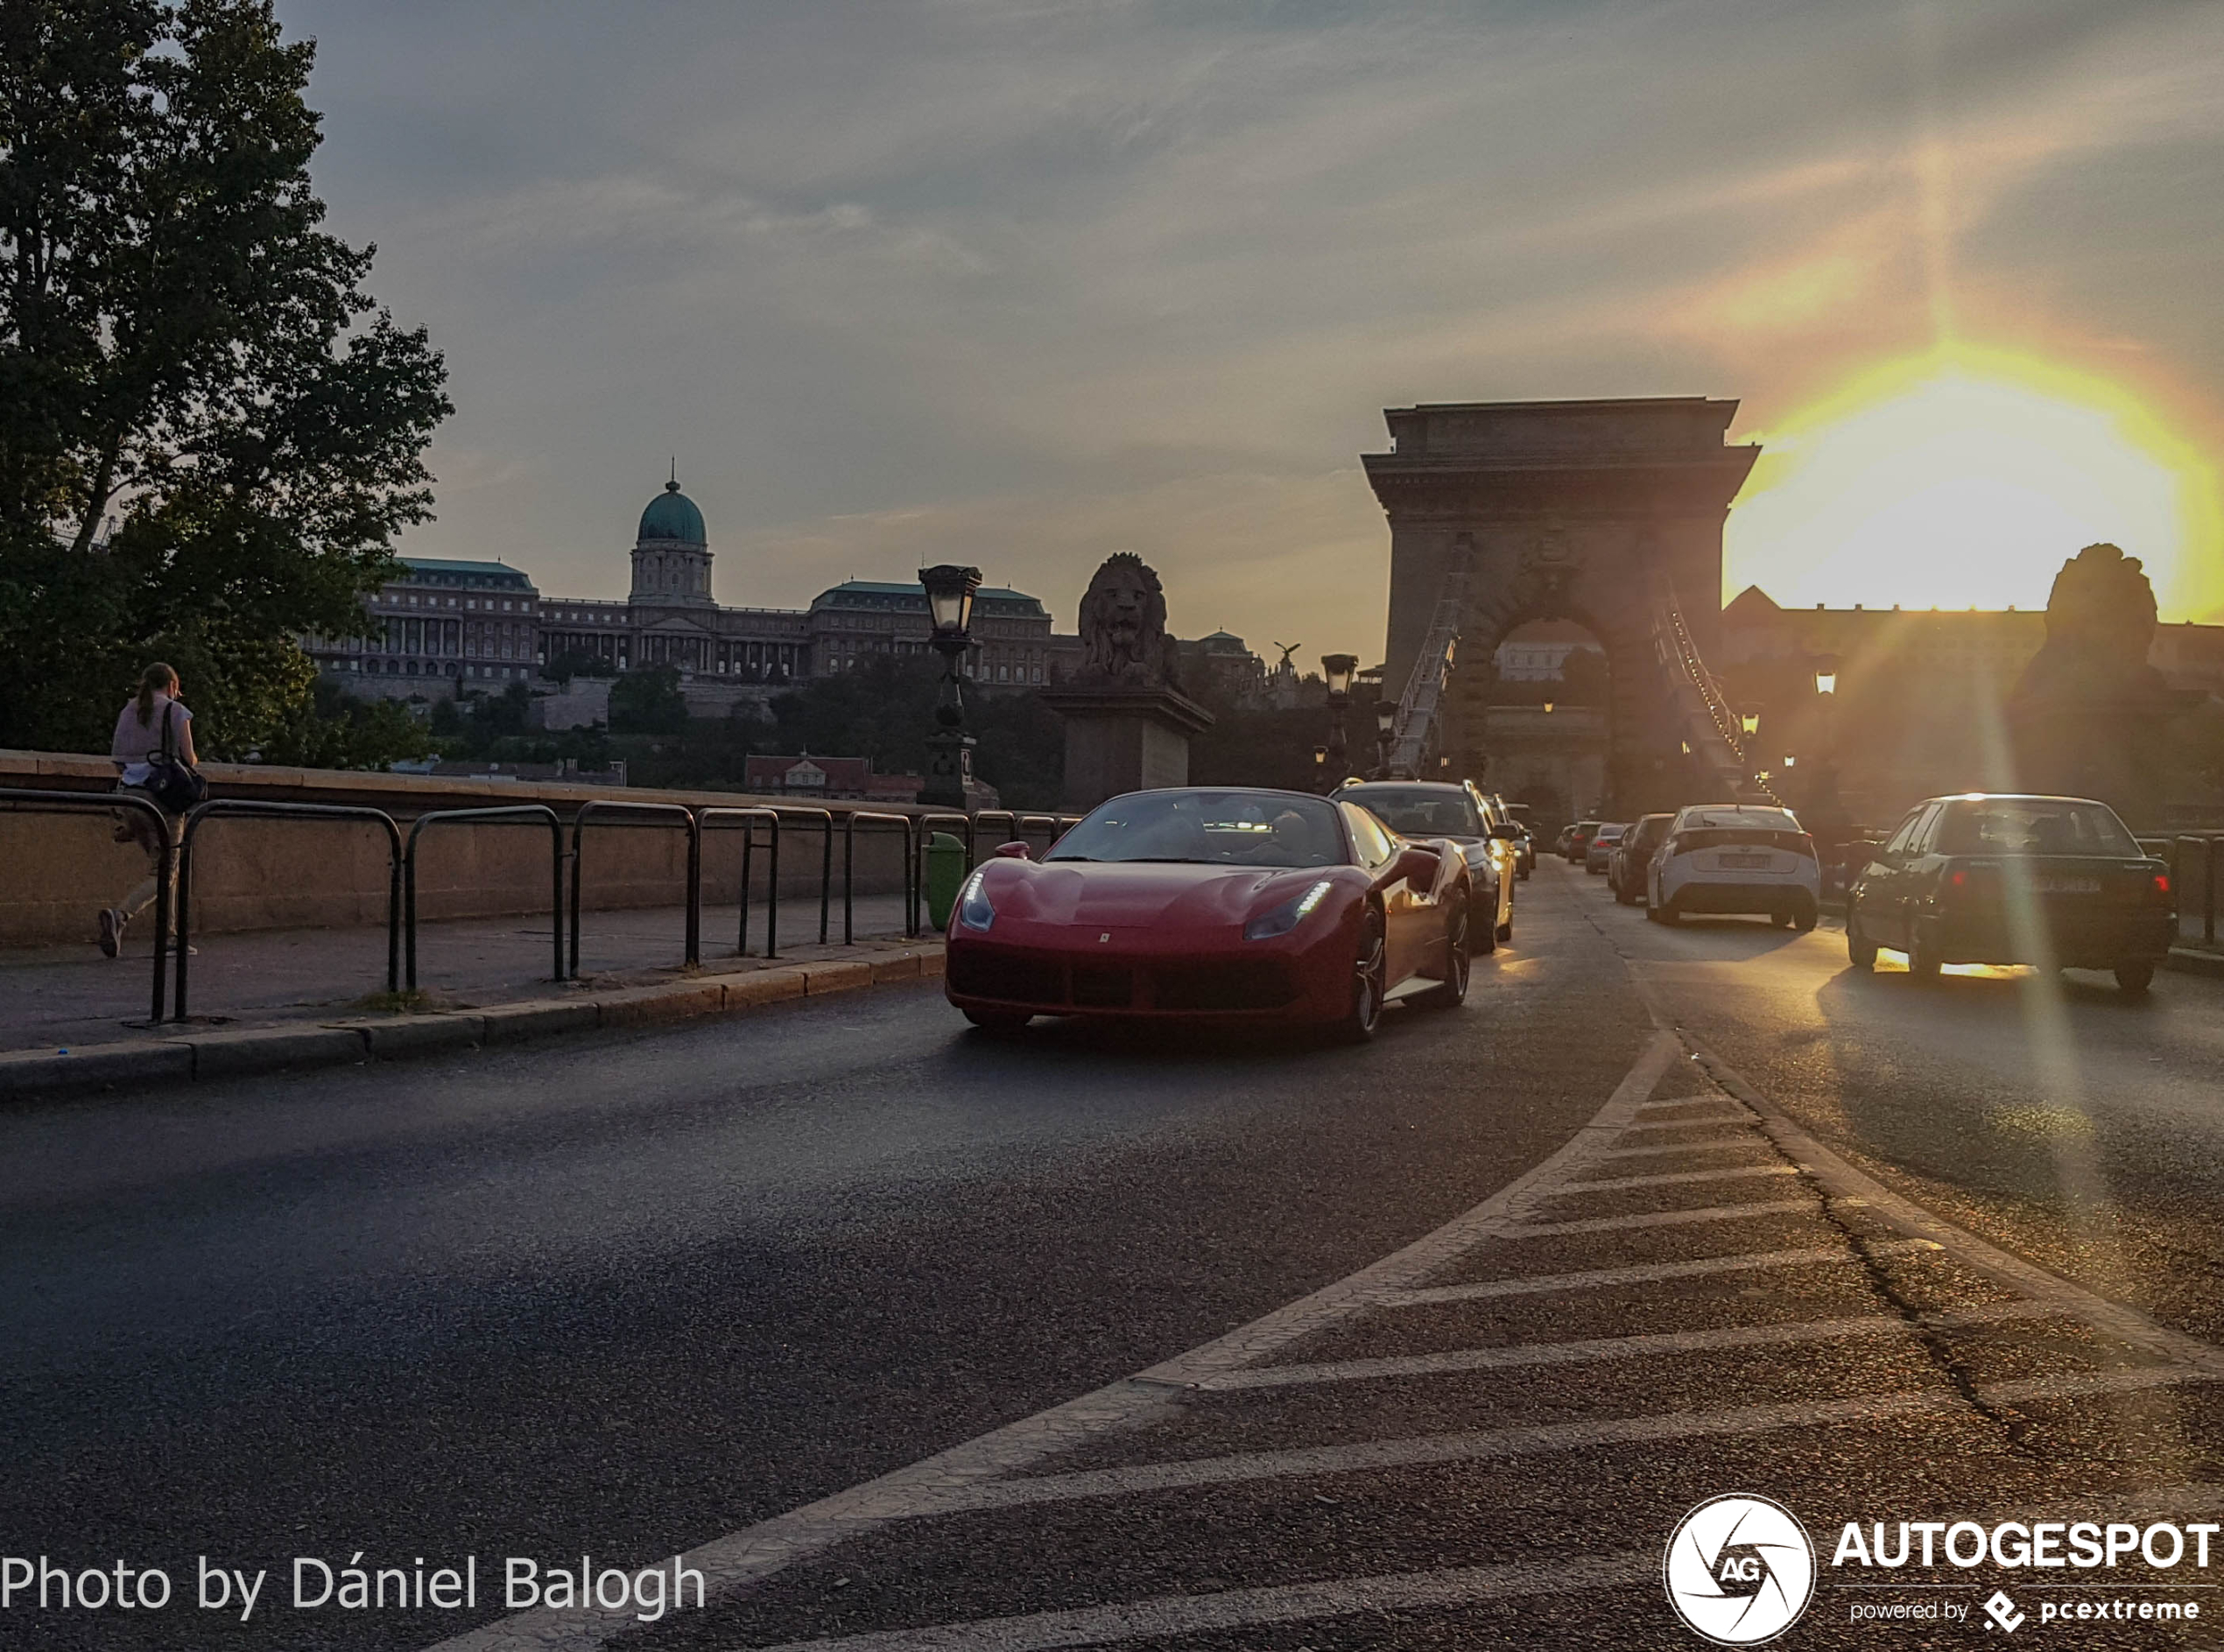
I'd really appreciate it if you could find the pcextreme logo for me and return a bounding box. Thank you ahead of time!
[1664,1494,1818,1645]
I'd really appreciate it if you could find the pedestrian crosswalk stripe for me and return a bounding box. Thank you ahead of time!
[1504,1197,1817,1236]
[1372,1241,1938,1305]
[1559,1162,1803,1193]
[912,1367,2210,1518]
[1193,1300,2060,1390]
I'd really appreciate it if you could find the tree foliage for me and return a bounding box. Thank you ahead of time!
[0,0,449,756]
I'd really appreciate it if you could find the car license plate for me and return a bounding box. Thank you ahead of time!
[1718,853,1771,868]
[2034,876,2101,894]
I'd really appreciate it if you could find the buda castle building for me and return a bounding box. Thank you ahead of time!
[312,476,1078,712]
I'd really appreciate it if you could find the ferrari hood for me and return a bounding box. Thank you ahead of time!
[989,861,1335,929]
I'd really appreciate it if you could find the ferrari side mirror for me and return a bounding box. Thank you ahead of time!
[991,840,1033,860]
[1391,846,1441,887]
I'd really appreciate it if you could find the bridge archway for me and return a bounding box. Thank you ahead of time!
[1364,397,1760,814]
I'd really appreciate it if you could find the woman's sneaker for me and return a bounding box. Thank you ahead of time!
[98,909,126,958]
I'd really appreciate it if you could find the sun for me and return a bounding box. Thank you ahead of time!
[1725,344,2224,621]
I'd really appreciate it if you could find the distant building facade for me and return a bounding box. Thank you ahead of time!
[743,753,924,805]
[1493,619,1607,682]
[313,477,1080,709]
[1714,586,2224,825]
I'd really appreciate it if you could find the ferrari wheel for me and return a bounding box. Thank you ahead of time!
[1496,908,1513,944]
[2115,960,2154,996]
[1470,892,1497,955]
[1418,904,1470,1009]
[1334,909,1388,1044]
[962,1009,1031,1035]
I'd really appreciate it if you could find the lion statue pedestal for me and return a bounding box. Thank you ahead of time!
[1041,553,1215,812]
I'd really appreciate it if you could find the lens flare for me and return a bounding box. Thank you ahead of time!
[1727,343,2224,621]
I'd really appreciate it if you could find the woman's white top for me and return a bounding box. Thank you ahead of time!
[110,694,192,787]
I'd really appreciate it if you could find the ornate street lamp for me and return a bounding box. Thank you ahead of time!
[1320,652,1358,789]
[1373,699,1398,778]
[918,564,982,809]
[1740,710,1761,737]
[1812,666,1838,697]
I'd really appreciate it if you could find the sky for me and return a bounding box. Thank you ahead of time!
[284,0,2224,652]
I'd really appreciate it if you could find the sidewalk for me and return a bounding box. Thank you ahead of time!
[1,895,918,1057]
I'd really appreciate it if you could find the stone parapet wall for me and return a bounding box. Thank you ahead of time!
[0,750,944,947]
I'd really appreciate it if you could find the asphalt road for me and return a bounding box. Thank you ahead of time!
[3,863,2220,1650]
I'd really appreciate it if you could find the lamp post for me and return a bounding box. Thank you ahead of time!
[1808,655,1847,891]
[1374,699,1398,778]
[1320,652,1358,789]
[918,564,982,809]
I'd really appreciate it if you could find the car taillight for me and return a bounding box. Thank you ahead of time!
[2153,871,2172,902]
[1943,865,1997,898]
[1791,833,1815,860]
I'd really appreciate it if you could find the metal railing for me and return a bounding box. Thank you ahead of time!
[2172,834,2220,947]
[698,805,782,959]
[770,805,836,944]
[841,812,917,943]
[1,788,176,1023]
[405,805,565,990]
[12,792,1089,1023]
[570,800,700,978]
[175,800,405,1020]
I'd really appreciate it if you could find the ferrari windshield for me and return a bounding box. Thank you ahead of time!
[1338,785,1481,837]
[1046,791,1348,868]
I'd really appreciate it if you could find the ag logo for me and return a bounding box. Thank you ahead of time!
[1664,1493,1815,1644]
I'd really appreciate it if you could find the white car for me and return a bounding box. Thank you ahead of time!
[1646,804,1820,930]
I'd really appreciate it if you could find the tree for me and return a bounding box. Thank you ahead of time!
[609,666,690,736]
[0,0,449,756]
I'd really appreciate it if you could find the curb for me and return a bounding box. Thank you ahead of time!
[2165,945,2224,979]
[0,944,945,1100]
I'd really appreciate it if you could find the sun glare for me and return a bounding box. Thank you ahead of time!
[1725,345,2223,621]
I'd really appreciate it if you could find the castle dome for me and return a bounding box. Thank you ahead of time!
[637,478,706,545]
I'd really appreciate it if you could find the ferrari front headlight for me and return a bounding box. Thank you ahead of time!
[957,868,996,931]
[1243,878,1334,941]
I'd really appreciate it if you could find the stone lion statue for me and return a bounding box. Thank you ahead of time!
[1078,552,1180,684]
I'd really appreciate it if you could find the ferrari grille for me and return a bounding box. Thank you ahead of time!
[949,947,1295,1013]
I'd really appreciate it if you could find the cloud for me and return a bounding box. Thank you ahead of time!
[284,0,2224,643]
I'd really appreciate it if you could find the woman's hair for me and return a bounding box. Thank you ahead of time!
[135,662,179,728]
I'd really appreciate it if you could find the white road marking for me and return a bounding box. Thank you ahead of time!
[417,1029,1691,1652]
[1595,1136,1772,1159]
[1192,1300,2059,1391]
[1559,1162,1803,1193]
[911,1367,2211,1518]
[1618,1112,1752,1133]
[1372,1241,1939,1305]
[748,1553,1657,1652]
[1503,1197,1819,1236]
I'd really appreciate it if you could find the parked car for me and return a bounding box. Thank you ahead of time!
[1554,825,1578,856]
[1585,823,1627,875]
[1499,802,1537,877]
[1565,819,1602,863]
[944,786,1473,1041]
[1844,793,2173,994]
[1611,813,1676,904]
[1647,803,1820,929]
[1334,779,1516,947]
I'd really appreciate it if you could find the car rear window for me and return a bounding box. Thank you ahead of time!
[1673,828,1812,854]
[1935,800,2138,857]
[1338,787,1481,837]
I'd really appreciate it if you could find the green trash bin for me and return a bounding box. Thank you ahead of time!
[924,832,968,931]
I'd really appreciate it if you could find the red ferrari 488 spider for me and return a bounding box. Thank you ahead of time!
[944,786,1472,1040]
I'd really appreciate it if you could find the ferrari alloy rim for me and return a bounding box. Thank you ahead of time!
[1446,909,1469,995]
[1356,920,1385,1030]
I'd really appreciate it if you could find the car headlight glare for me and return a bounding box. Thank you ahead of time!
[1243,878,1334,941]
[957,868,996,931]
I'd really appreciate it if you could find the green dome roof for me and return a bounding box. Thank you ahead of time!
[638,480,706,545]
